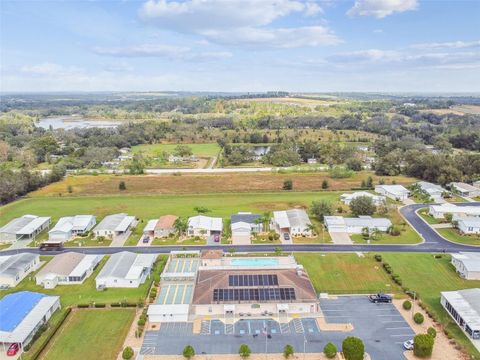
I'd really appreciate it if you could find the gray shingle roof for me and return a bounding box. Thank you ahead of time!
[231,213,261,225]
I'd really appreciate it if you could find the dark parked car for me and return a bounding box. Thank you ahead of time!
[142,236,150,243]
[214,234,220,242]
[368,293,392,303]
[283,233,290,241]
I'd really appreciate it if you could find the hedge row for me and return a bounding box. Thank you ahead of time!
[27,307,72,360]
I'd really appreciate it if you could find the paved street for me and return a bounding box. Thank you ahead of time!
[2,202,480,256]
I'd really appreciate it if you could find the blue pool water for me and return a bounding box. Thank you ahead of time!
[230,258,279,267]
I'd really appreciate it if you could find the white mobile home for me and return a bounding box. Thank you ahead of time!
[36,252,103,289]
[95,251,157,289]
[0,253,40,288]
[340,191,386,206]
[375,185,410,201]
[0,215,51,243]
[0,291,60,348]
[457,217,480,235]
[324,216,392,234]
[230,212,263,244]
[416,181,446,201]
[428,204,480,219]
[271,209,312,237]
[93,213,136,240]
[441,288,480,339]
[187,215,223,238]
[449,182,480,198]
[48,215,96,242]
[451,253,480,280]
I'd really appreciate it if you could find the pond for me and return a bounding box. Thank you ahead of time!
[37,116,121,130]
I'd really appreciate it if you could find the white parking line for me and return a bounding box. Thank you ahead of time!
[382,320,406,323]
[386,327,412,330]
[391,334,415,337]
[377,314,403,317]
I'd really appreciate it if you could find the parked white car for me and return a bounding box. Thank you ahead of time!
[403,339,414,350]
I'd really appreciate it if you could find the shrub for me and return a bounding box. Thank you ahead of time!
[122,346,134,360]
[414,313,425,324]
[77,303,90,308]
[427,327,437,338]
[323,342,337,358]
[403,300,412,310]
[239,344,251,358]
[283,344,294,358]
[283,179,293,190]
[374,254,382,262]
[183,345,195,359]
[342,336,364,360]
[94,303,106,308]
[413,334,434,357]
[111,302,121,307]
[138,318,146,326]
[119,181,127,191]
[321,179,329,189]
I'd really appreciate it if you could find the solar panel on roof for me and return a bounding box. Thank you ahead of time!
[213,287,296,302]
[228,275,279,287]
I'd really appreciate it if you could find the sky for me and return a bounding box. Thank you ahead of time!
[1,0,480,93]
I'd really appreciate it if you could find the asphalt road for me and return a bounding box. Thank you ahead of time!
[2,202,480,256]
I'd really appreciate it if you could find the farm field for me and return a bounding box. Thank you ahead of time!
[382,253,480,358]
[42,309,135,360]
[131,143,221,157]
[295,253,398,294]
[28,172,416,197]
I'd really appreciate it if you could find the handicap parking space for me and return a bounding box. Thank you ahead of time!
[210,320,225,335]
[301,318,319,334]
[234,319,281,335]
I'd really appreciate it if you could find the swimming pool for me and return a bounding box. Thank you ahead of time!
[230,258,279,267]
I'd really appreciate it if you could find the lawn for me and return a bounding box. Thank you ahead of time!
[0,256,167,306]
[131,143,221,157]
[0,192,343,229]
[28,172,416,197]
[151,236,206,246]
[42,309,135,360]
[437,228,480,246]
[382,253,480,359]
[295,253,398,294]
[417,208,442,225]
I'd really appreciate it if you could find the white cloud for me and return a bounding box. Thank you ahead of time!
[201,26,340,48]
[327,48,480,70]
[139,0,317,31]
[92,44,232,61]
[137,0,334,49]
[347,0,418,18]
[411,40,480,50]
[20,63,84,76]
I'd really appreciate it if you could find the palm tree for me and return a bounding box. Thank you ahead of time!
[174,217,188,237]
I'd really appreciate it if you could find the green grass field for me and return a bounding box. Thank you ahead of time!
[417,208,442,224]
[131,143,220,157]
[382,253,480,359]
[0,256,167,306]
[437,228,480,246]
[295,253,398,294]
[42,309,135,360]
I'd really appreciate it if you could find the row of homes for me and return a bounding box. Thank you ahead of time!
[0,250,157,290]
[429,203,480,234]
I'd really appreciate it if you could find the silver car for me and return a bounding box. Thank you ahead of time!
[403,339,414,350]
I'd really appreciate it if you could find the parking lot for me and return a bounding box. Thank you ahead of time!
[141,296,415,359]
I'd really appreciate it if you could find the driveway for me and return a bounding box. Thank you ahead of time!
[140,296,414,359]
[329,232,353,245]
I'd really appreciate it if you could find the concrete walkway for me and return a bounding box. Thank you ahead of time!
[430,223,453,229]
